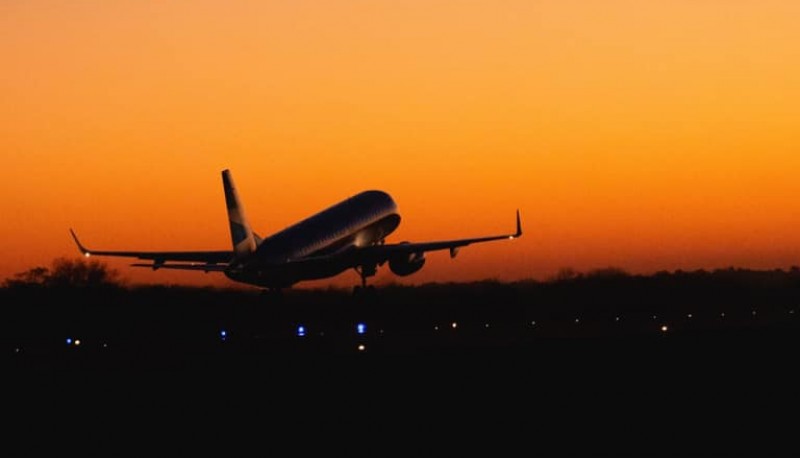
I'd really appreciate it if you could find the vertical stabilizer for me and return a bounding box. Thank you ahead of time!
[222,169,257,258]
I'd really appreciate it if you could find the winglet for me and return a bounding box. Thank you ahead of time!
[513,209,522,239]
[69,229,91,257]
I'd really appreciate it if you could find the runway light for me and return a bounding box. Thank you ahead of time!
[74,339,81,346]
[297,325,306,337]
[652,315,657,320]
[790,310,795,315]
[687,314,693,319]
[434,326,439,331]
[574,318,580,324]
[661,325,669,332]
[220,330,228,340]
[752,310,757,316]
[15,348,20,353]
[720,312,726,318]
[66,338,73,346]
[357,344,366,352]
[356,323,366,335]
[530,321,536,326]
[451,322,458,329]
[615,316,620,322]
[485,323,490,328]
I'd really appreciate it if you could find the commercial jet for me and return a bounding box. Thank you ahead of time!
[70,170,521,293]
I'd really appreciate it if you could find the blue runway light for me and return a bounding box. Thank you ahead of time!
[66,338,73,345]
[297,325,306,337]
[220,330,227,338]
[356,323,366,335]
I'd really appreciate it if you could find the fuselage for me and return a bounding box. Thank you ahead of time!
[225,190,400,287]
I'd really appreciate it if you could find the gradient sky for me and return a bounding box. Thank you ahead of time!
[3,1,800,288]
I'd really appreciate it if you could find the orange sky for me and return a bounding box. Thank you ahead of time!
[3,1,800,288]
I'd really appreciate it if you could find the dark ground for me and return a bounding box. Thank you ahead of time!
[4,270,800,451]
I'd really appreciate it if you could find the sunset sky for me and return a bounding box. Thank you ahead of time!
[3,1,800,288]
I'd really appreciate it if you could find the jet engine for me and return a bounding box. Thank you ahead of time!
[388,249,426,276]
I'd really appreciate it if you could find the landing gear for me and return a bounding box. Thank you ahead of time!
[352,263,378,297]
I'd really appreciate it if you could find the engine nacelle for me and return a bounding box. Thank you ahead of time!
[388,251,426,276]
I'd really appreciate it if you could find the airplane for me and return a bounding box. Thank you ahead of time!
[70,169,522,293]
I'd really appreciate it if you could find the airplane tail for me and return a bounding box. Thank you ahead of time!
[222,169,258,258]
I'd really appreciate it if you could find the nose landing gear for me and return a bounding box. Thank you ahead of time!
[352,263,377,297]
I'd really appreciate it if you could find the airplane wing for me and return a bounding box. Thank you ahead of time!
[362,209,523,262]
[69,229,233,265]
[284,210,522,269]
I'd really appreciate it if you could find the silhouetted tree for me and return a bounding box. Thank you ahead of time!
[585,267,629,279]
[552,267,580,282]
[3,257,120,289]
[4,266,50,288]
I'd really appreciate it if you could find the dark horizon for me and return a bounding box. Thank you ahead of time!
[5,259,800,365]
[6,257,800,452]
[8,256,800,290]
